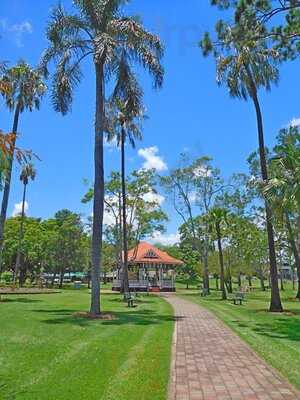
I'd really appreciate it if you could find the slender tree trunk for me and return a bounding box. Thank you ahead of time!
[121,127,130,294]
[215,275,219,290]
[280,270,284,291]
[260,275,265,291]
[226,275,233,294]
[51,271,57,287]
[0,103,20,259]
[13,183,27,285]
[117,192,123,281]
[59,267,64,289]
[18,255,26,286]
[203,233,210,294]
[248,276,252,287]
[237,272,242,288]
[216,223,226,300]
[249,79,283,312]
[285,213,300,299]
[90,62,105,315]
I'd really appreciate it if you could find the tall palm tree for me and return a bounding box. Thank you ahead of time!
[41,0,163,314]
[107,57,145,293]
[207,207,228,300]
[264,130,300,299]
[0,61,45,258]
[201,17,283,312]
[14,163,36,285]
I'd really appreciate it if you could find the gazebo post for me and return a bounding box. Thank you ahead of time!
[159,264,163,290]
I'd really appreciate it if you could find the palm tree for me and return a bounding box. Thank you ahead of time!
[107,57,145,293]
[264,129,300,299]
[0,61,45,258]
[207,207,228,300]
[14,163,36,285]
[201,17,283,312]
[41,1,163,314]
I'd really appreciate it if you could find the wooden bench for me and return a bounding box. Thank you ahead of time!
[124,292,136,307]
[230,292,245,305]
[200,288,209,297]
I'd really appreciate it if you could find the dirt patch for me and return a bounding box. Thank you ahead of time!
[73,312,116,320]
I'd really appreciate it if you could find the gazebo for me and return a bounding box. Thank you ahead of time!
[112,242,184,292]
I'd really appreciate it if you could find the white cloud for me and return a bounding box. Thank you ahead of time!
[288,117,300,128]
[103,209,116,227]
[193,165,212,178]
[188,191,197,204]
[0,19,33,47]
[150,231,180,246]
[138,146,168,172]
[12,201,28,217]
[142,191,165,206]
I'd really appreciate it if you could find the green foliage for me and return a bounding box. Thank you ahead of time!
[1,210,90,283]
[0,60,46,112]
[41,0,164,114]
[83,169,168,249]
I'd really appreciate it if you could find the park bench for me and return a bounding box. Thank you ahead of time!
[124,292,136,307]
[230,291,245,305]
[200,287,209,297]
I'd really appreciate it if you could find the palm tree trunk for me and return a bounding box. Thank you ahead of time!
[90,62,105,315]
[13,182,27,285]
[118,192,123,274]
[0,103,20,257]
[285,213,300,299]
[248,75,283,312]
[216,223,226,300]
[121,127,130,294]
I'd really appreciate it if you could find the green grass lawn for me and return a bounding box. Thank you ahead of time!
[179,284,300,390]
[0,290,173,400]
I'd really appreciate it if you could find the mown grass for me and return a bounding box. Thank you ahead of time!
[0,290,173,400]
[178,283,300,390]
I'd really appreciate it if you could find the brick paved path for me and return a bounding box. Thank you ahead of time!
[164,294,299,400]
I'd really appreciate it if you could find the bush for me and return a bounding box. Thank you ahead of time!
[1,271,13,285]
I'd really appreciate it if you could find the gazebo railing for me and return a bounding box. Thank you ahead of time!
[112,280,149,289]
[112,279,174,289]
[159,279,173,289]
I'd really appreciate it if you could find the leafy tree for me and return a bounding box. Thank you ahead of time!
[41,0,163,314]
[0,62,45,256]
[82,169,168,274]
[177,244,200,289]
[200,9,283,311]
[161,155,212,292]
[2,217,43,283]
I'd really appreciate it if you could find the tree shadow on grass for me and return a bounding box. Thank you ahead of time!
[34,308,75,314]
[39,308,175,328]
[251,318,300,342]
[0,297,42,303]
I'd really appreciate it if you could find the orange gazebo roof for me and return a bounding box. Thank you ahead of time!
[127,242,184,266]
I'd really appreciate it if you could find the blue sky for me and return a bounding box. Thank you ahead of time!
[1,0,300,245]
